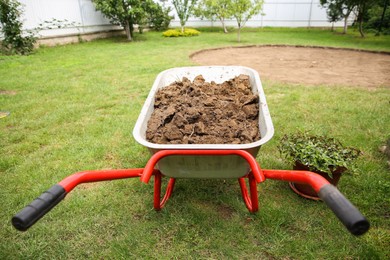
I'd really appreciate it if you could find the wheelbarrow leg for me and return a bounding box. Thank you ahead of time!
[238,172,259,213]
[153,171,176,210]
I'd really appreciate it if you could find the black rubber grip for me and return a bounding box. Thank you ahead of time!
[319,184,369,236]
[12,184,66,231]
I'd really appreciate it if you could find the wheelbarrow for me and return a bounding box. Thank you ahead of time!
[12,66,369,236]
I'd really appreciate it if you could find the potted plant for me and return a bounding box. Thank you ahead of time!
[278,132,361,200]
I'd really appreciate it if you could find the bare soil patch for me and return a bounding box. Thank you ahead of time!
[146,75,260,144]
[191,46,390,88]
[0,90,17,95]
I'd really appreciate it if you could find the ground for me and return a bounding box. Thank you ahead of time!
[191,45,390,88]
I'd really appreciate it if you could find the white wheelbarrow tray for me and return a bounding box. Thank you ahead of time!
[132,66,274,179]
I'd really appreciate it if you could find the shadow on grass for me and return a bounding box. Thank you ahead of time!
[102,33,149,44]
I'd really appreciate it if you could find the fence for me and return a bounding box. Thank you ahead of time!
[19,0,120,38]
[16,0,351,39]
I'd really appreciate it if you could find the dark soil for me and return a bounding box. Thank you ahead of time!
[146,75,260,144]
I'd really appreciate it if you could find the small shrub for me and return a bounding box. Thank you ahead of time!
[0,0,36,55]
[162,28,200,37]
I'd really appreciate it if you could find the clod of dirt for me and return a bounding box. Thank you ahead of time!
[146,75,260,144]
[379,138,390,168]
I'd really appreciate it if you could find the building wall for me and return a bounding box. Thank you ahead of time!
[16,0,351,39]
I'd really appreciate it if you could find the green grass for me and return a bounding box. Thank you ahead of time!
[1,28,389,259]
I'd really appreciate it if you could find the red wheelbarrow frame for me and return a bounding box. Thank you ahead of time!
[12,150,369,236]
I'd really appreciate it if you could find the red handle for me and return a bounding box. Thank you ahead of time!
[262,169,369,236]
[262,169,329,193]
[13,169,146,231]
[59,169,144,192]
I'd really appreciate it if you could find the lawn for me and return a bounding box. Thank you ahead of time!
[1,28,389,259]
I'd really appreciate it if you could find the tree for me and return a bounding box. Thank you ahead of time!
[376,0,389,35]
[148,2,174,31]
[172,0,197,33]
[320,0,379,37]
[92,0,157,41]
[230,0,264,42]
[353,0,376,37]
[320,0,355,34]
[194,0,233,33]
[327,4,342,31]
[366,0,390,35]
[320,0,343,31]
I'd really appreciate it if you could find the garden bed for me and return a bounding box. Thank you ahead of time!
[191,45,390,88]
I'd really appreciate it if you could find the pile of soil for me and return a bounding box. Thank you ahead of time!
[146,75,260,144]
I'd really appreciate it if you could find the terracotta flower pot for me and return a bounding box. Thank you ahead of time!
[289,162,346,200]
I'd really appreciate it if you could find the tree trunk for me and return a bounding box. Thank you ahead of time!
[343,16,348,34]
[220,19,228,33]
[342,11,350,34]
[180,20,185,33]
[124,20,132,41]
[357,3,366,38]
[130,18,134,38]
[358,18,365,38]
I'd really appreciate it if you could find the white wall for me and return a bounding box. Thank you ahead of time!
[19,0,121,38]
[14,0,350,39]
[168,0,352,28]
